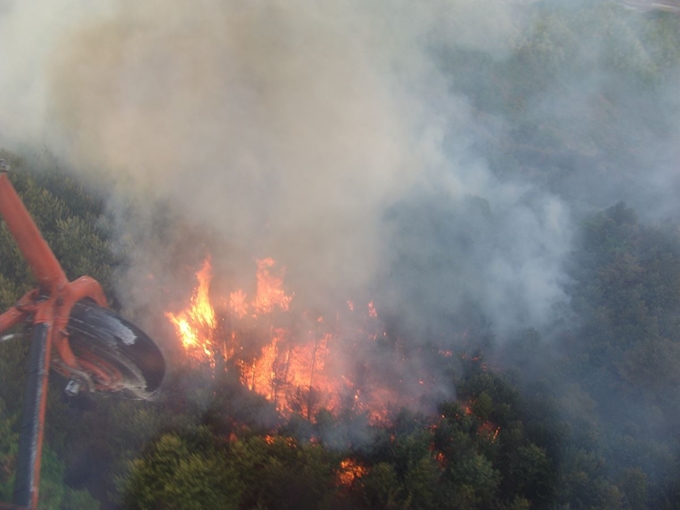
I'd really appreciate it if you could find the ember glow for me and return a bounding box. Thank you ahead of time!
[337,459,369,487]
[165,257,436,422]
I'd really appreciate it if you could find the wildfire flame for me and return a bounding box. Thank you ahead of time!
[337,459,369,486]
[165,258,216,359]
[252,257,293,315]
[166,256,436,422]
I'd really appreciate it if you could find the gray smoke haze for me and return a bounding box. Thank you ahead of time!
[4,4,680,502]
[3,0,679,419]
[0,0,570,337]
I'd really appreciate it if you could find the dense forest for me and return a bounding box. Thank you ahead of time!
[1,1,680,509]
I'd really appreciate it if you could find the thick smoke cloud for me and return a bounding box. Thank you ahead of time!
[0,0,572,342]
[3,2,680,496]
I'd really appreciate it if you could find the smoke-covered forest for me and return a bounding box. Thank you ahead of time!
[1,0,680,509]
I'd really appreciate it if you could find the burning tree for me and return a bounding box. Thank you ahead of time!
[164,256,441,423]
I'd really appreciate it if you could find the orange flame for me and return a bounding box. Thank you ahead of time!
[229,289,248,319]
[166,258,216,359]
[253,258,293,315]
[338,459,369,486]
[166,256,440,422]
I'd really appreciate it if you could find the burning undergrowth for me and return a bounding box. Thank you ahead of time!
[164,256,459,427]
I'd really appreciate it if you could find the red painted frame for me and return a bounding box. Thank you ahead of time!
[0,166,109,509]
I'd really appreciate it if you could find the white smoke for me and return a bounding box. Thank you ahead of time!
[0,0,571,340]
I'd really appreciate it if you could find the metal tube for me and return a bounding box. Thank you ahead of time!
[0,172,67,294]
[14,323,51,509]
[0,308,25,335]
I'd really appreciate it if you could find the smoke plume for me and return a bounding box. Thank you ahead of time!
[4,1,680,426]
[0,0,570,335]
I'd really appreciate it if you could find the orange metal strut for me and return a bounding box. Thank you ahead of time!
[0,162,108,509]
